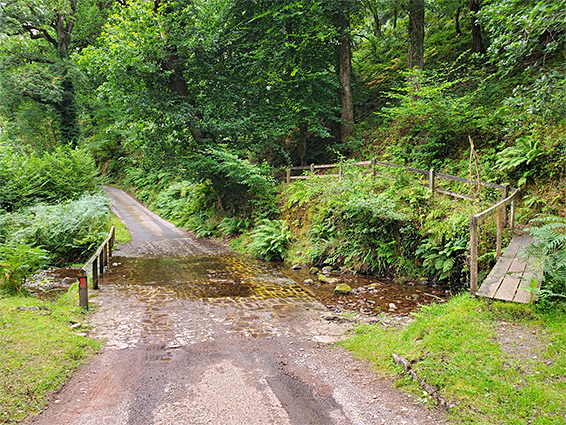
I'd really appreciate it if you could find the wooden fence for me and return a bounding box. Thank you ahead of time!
[469,188,519,295]
[284,160,518,294]
[77,226,115,309]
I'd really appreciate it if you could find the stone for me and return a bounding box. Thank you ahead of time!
[291,264,301,270]
[334,284,352,294]
[388,302,398,311]
[18,306,49,311]
[321,266,333,274]
[309,267,320,274]
[302,279,314,285]
[62,277,75,285]
[318,274,338,284]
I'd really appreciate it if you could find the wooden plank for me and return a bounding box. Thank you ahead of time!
[494,275,522,301]
[493,258,529,301]
[477,236,525,298]
[514,253,542,304]
[435,187,475,201]
[313,164,338,170]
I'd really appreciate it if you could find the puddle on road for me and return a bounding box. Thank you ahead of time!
[99,253,448,317]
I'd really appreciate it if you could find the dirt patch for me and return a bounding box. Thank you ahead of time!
[493,321,547,372]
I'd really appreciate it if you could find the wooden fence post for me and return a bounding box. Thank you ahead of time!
[99,252,104,276]
[469,215,478,296]
[371,158,376,180]
[103,244,108,267]
[510,200,515,235]
[496,209,503,259]
[92,260,98,290]
[501,184,510,227]
[286,168,291,184]
[110,227,115,258]
[339,165,343,180]
[429,169,435,197]
[310,163,315,175]
[78,272,88,310]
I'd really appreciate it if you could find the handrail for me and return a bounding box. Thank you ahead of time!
[77,226,115,309]
[469,188,519,295]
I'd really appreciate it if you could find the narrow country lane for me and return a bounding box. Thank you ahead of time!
[28,187,450,425]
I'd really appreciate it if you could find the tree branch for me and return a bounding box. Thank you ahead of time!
[22,24,57,47]
[23,91,57,106]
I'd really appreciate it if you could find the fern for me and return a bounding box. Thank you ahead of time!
[527,215,566,305]
[249,219,291,262]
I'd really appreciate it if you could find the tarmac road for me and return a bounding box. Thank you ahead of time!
[27,187,449,425]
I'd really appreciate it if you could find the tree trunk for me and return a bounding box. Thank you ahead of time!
[297,123,308,166]
[469,0,485,53]
[393,8,398,31]
[407,0,425,71]
[337,6,354,143]
[55,76,79,147]
[455,6,462,36]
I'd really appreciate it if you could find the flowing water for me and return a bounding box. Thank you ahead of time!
[97,253,449,318]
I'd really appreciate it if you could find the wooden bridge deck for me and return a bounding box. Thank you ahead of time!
[476,235,542,303]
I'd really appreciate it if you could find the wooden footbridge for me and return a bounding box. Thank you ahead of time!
[285,160,542,304]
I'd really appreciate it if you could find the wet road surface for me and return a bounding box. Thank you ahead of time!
[28,187,449,425]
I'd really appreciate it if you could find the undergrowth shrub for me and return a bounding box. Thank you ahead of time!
[0,243,48,295]
[380,71,503,170]
[123,148,279,238]
[187,148,278,219]
[249,219,291,261]
[527,215,566,307]
[282,166,484,284]
[2,193,110,265]
[0,142,98,212]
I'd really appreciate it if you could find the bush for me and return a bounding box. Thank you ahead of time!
[249,219,291,262]
[0,243,48,295]
[380,71,504,171]
[527,215,566,307]
[282,166,483,283]
[0,142,98,212]
[3,193,110,265]
[187,148,278,219]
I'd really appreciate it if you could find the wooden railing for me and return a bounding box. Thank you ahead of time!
[285,159,519,295]
[469,188,519,295]
[285,159,509,201]
[77,226,115,309]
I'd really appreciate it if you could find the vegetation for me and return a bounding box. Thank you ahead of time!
[343,295,566,425]
[282,167,492,286]
[248,219,291,262]
[0,142,98,212]
[0,1,565,423]
[0,289,100,424]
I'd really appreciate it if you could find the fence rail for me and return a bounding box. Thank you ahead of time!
[77,226,115,309]
[469,188,519,295]
[284,159,519,295]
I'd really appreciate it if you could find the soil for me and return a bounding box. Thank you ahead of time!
[26,186,451,425]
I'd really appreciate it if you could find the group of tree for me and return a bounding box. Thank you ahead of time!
[0,0,564,169]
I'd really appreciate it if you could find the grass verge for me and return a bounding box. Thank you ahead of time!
[342,294,566,425]
[0,286,100,424]
[110,214,131,245]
